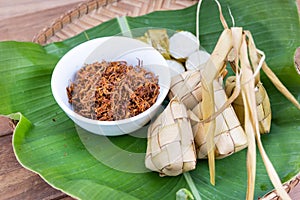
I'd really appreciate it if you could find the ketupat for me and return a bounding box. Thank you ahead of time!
[225,77,272,134]
[145,1,300,199]
[145,97,196,176]
[168,70,202,110]
[225,30,272,134]
[195,0,300,199]
[192,77,247,159]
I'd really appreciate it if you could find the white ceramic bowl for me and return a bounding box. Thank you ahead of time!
[51,36,171,136]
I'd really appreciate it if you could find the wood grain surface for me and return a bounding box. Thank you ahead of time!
[0,0,299,200]
[0,0,83,42]
[0,1,82,199]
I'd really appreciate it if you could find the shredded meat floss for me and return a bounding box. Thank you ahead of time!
[66,60,160,121]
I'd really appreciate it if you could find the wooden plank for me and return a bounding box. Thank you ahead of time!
[0,0,83,20]
[0,2,82,42]
[0,134,75,200]
[0,116,15,137]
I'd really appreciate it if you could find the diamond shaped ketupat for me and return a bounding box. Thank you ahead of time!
[145,97,196,176]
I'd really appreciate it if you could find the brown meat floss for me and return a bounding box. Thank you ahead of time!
[67,60,160,121]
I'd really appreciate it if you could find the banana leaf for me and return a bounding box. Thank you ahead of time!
[1,0,300,199]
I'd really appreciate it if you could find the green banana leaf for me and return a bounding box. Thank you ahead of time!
[1,0,300,199]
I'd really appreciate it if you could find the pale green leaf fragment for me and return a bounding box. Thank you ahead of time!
[176,188,195,200]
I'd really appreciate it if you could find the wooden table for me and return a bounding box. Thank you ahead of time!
[0,0,300,199]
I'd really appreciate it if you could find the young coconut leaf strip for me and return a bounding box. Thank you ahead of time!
[210,1,300,199]
[145,0,300,199]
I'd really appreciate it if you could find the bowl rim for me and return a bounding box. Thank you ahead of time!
[51,36,170,126]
